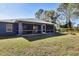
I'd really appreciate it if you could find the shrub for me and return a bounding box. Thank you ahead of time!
[70,32,76,35]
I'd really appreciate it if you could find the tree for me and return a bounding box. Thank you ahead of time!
[72,4,79,18]
[44,10,60,23]
[35,9,44,19]
[57,3,77,29]
[77,24,79,31]
[35,9,60,24]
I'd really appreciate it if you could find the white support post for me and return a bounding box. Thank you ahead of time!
[18,23,22,36]
[41,25,43,34]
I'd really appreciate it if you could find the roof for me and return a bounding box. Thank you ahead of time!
[0,18,54,25]
[0,19,16,23]
[16,18,54,25]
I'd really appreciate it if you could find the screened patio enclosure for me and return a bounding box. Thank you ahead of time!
[22,23,41,35]
[18,21,55,36]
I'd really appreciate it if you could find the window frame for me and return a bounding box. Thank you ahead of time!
[6,23,13,32]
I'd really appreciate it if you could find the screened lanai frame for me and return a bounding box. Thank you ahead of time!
[17,21,55,36]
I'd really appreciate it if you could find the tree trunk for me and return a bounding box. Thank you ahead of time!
[66,19,73,30]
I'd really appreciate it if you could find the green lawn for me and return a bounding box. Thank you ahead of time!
[0,33,79,56]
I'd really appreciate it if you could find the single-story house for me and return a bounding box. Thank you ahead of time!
[0,18,56,36]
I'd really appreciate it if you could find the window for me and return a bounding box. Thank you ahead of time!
[33,25,38,32]
[6,24,13,32]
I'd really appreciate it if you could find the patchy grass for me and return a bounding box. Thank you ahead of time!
[0,34,79,56]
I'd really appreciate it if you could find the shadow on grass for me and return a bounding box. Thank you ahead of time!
[23,32,67,41]
[0,36,19,40]
[0,32,67,41]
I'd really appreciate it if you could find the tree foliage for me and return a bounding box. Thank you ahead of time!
[35,9,44,19]
[35,9,60,24]
[57,3,79,29]
[44,10,60,23]
[35,4,79,30]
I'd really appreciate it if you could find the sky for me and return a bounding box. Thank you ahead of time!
[0,3,79,26]
[0,3,59,19]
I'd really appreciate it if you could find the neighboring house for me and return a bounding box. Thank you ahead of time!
[0,18,56,36]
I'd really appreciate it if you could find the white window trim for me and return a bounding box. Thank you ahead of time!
[6,24,13,32]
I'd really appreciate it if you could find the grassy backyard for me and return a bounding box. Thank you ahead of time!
[0,33,79,56]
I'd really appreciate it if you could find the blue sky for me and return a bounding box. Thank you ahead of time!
[0,3,79,25]
[0,3,59,19]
